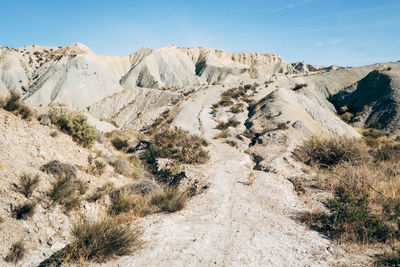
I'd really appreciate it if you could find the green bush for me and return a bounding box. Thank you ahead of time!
[301,187,395,243]
[49,107,96,148]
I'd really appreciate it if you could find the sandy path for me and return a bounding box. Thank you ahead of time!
[104,86,335,266]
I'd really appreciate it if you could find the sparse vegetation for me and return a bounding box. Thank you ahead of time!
[296,134,400,247]
[18,173,40,197]
[2,92,33,120]
[12,201,36,220]
[142,127,209,164]
[151,187,188,213]
[87,156,106,176]
[214,129,231,139]
[49,172,86,209]
[294,136,370,168]
[216,118,240,130]
[41,160,77,179]
[49,106,96,148]
[300,186,395,243]
[243,173,255,185]
[4,240,25,263]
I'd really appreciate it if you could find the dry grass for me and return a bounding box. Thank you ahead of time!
[49,172,86,210]
[214,129,231,139]
[296,135,400,245]
[293,136,371,168]
[109,185,188,216]
[142,127,209,164]
[216,118,240,130]
[64,216,142,263]
[5,240,25,263]
[2,92,33,120]
[87,155,106,176]
[18,173,40,197]
[12,201,36,220]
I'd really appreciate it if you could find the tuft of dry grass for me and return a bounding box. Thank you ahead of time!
[63,216,142,263]
[12,201,36,220]
[214,129,231,139]
[5,240,25,263]
[2,92,33,120]
[49,172,86,210]
[18,173,40,197]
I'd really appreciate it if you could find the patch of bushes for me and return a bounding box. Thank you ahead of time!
[141,127,209,164]
[2,92,33,120]
[4,240,25,263]
[41,160,77,179]
[110,157,131,177]
[216,118,240,130]
[293,136,371,168]
[12,201,36,220]
[49,107,96,148]
[65,216,141,263]
[300,186,395,243]
[18,173,40,197]
[111,137,129,151]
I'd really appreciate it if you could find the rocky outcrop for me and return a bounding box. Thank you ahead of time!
[330,69,400,130]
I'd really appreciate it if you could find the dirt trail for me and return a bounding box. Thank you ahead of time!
[104,86,336,266]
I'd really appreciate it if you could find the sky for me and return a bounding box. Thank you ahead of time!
[0,0,399,66]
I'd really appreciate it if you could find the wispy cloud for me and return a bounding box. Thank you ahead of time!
[267,0,312,14]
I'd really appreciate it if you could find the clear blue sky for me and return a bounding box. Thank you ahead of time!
[0,0,399,66]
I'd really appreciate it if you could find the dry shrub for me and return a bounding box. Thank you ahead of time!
[111,137,129,151]
[142,127,209,164]
[151,187,188,213]
[293,136,371,168]
[65,216,141,263]
[41,160,77,179]
[5,240,25,263]
[2,92,33,120]
[216,118,240,130]
[49,172,86,210]
[214,129,231,139]
[277,122,289,130]
[87,155,106,176]
[18,173,40,197]
[12,201,36,220]
[109,185,187,216]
